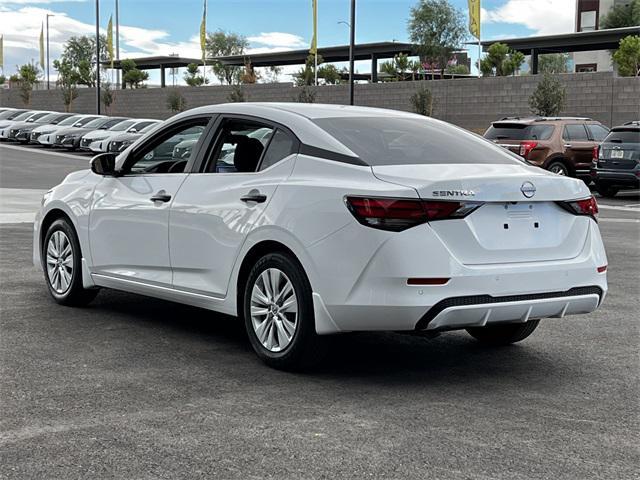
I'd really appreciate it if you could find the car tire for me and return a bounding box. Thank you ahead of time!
[466,320,540,346]
[42,218,99,306]
[243,252,326,370]
[547,161,570,176]
[595,183,619,198]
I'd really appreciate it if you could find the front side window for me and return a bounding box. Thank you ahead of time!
[205,120,274,173]
[563,124,589,141]
[125,121,208,174]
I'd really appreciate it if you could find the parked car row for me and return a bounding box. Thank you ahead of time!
[484,116,639,197]
[0,107,161,154]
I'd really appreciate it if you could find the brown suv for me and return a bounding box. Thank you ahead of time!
[484,117,609,179]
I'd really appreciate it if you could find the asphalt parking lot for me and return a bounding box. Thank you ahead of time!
[1,143,639,479]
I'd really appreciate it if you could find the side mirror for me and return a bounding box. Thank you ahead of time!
[91,153,117,176]
[128,128,137,133]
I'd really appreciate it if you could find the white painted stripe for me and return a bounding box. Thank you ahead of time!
[598,204,640,212]
[0,213,35,224]
[598,217,640,223]
[0,143,87,160]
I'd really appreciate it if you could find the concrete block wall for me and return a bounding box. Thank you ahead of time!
[1,72,638,132]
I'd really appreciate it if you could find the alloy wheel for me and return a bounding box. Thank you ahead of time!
[46,231,74,294]
[250,268,298,352]
[549,164,566,175]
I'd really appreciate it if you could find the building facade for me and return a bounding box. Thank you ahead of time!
[573,0,632,72]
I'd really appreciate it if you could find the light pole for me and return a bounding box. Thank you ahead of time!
[348,0,356,105]
[115,0,120,88]
[46,14,54,90]
[95,0,101,114]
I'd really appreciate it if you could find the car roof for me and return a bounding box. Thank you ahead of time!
[493,116,597,125]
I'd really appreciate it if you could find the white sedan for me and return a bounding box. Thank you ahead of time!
[33,103,608,369]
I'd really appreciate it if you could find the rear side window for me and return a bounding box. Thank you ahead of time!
[259,129,297,171]
[485,124,554,141]
[563,124,589,141]
[604,129,640,143]
[313,117,524,166]
[587,124,609,141]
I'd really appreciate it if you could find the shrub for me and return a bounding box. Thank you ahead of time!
[410,85,433,116]
[166,89,188,112]
[529,74,566,116]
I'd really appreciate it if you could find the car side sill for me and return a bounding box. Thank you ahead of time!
[91,273,228,311]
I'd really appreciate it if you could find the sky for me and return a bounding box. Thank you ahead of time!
[0,0,578,84]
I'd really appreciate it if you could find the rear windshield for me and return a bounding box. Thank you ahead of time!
[485,123,554,141]
[313,117,524,166]
[605,129,640,144]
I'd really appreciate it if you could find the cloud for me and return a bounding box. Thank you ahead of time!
[0,0,85,4]
[247,32,307,49]
[482,0,576,36]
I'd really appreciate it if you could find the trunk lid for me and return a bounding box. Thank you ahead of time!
[372,164,593,265]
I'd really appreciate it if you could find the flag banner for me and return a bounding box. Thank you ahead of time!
[107,15,114,68]
[39,23,45,70]
[200,0,207,64]
[468,0,481,40]
[310,0,318,55]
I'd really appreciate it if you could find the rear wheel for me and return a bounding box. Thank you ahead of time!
[43,218,99,306]
[547,161,570,176]
[466,320,540,346]
[595,183,619,198]
[243,252,325,370]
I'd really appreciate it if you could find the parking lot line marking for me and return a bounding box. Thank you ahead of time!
[598,205,640,212]
[0,143,86,160]
[0,213,35,224]
[598,218,640,223]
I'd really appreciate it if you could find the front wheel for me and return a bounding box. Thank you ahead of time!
[466,320,540,346]
[43,218,99,306]
[243,252,325,370]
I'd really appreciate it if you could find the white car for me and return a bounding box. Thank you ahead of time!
[34,114,96,146]
[84,118,158,153]
[0,110,44,139]
[33,103,608,369]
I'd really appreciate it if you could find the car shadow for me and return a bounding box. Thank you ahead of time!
[83,288,583,389]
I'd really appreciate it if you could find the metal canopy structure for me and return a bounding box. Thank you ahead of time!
[475,26,640,74]
[213,41,418,83]
[104,56,202,87]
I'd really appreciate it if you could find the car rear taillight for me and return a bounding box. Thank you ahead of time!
[519,141,538,159]
[557,196,599,221]
[344,196,482,232]
[592,146,599,162]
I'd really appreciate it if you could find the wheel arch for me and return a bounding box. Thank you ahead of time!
[39,208,75,255]
[543,155,574,176]
[235,240,306,319]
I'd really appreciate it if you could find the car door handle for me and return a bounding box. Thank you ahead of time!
[240,193,267,203]
[150,191,172,203]
[564,144,573,148]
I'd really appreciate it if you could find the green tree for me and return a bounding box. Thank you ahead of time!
[408,0,467,78]
[121,59,149,89]
[0,75,6,85]
[59,35,108,87]
[101,81,115,113]
[600,0,640,29]
[480,42,525,76]
[183,63,208,86]
[409,59,422,80]
[295,54,324,86]
[53,58,80,112]
[16,63,41,106]
[166,89,188,112]
[529,73,566,116]
[263,65,282,83]
[613,35,640,77]
[206,30,248,85]
[410,85,433,116]
[317,64,343,84]
[445,64,470,75]
[227,84,246,102]
[536,53,570,74]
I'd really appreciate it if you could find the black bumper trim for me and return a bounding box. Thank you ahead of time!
[414,286,603,331]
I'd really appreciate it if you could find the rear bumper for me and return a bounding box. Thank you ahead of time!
[593,169,640,188]
[415,286,602,331]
